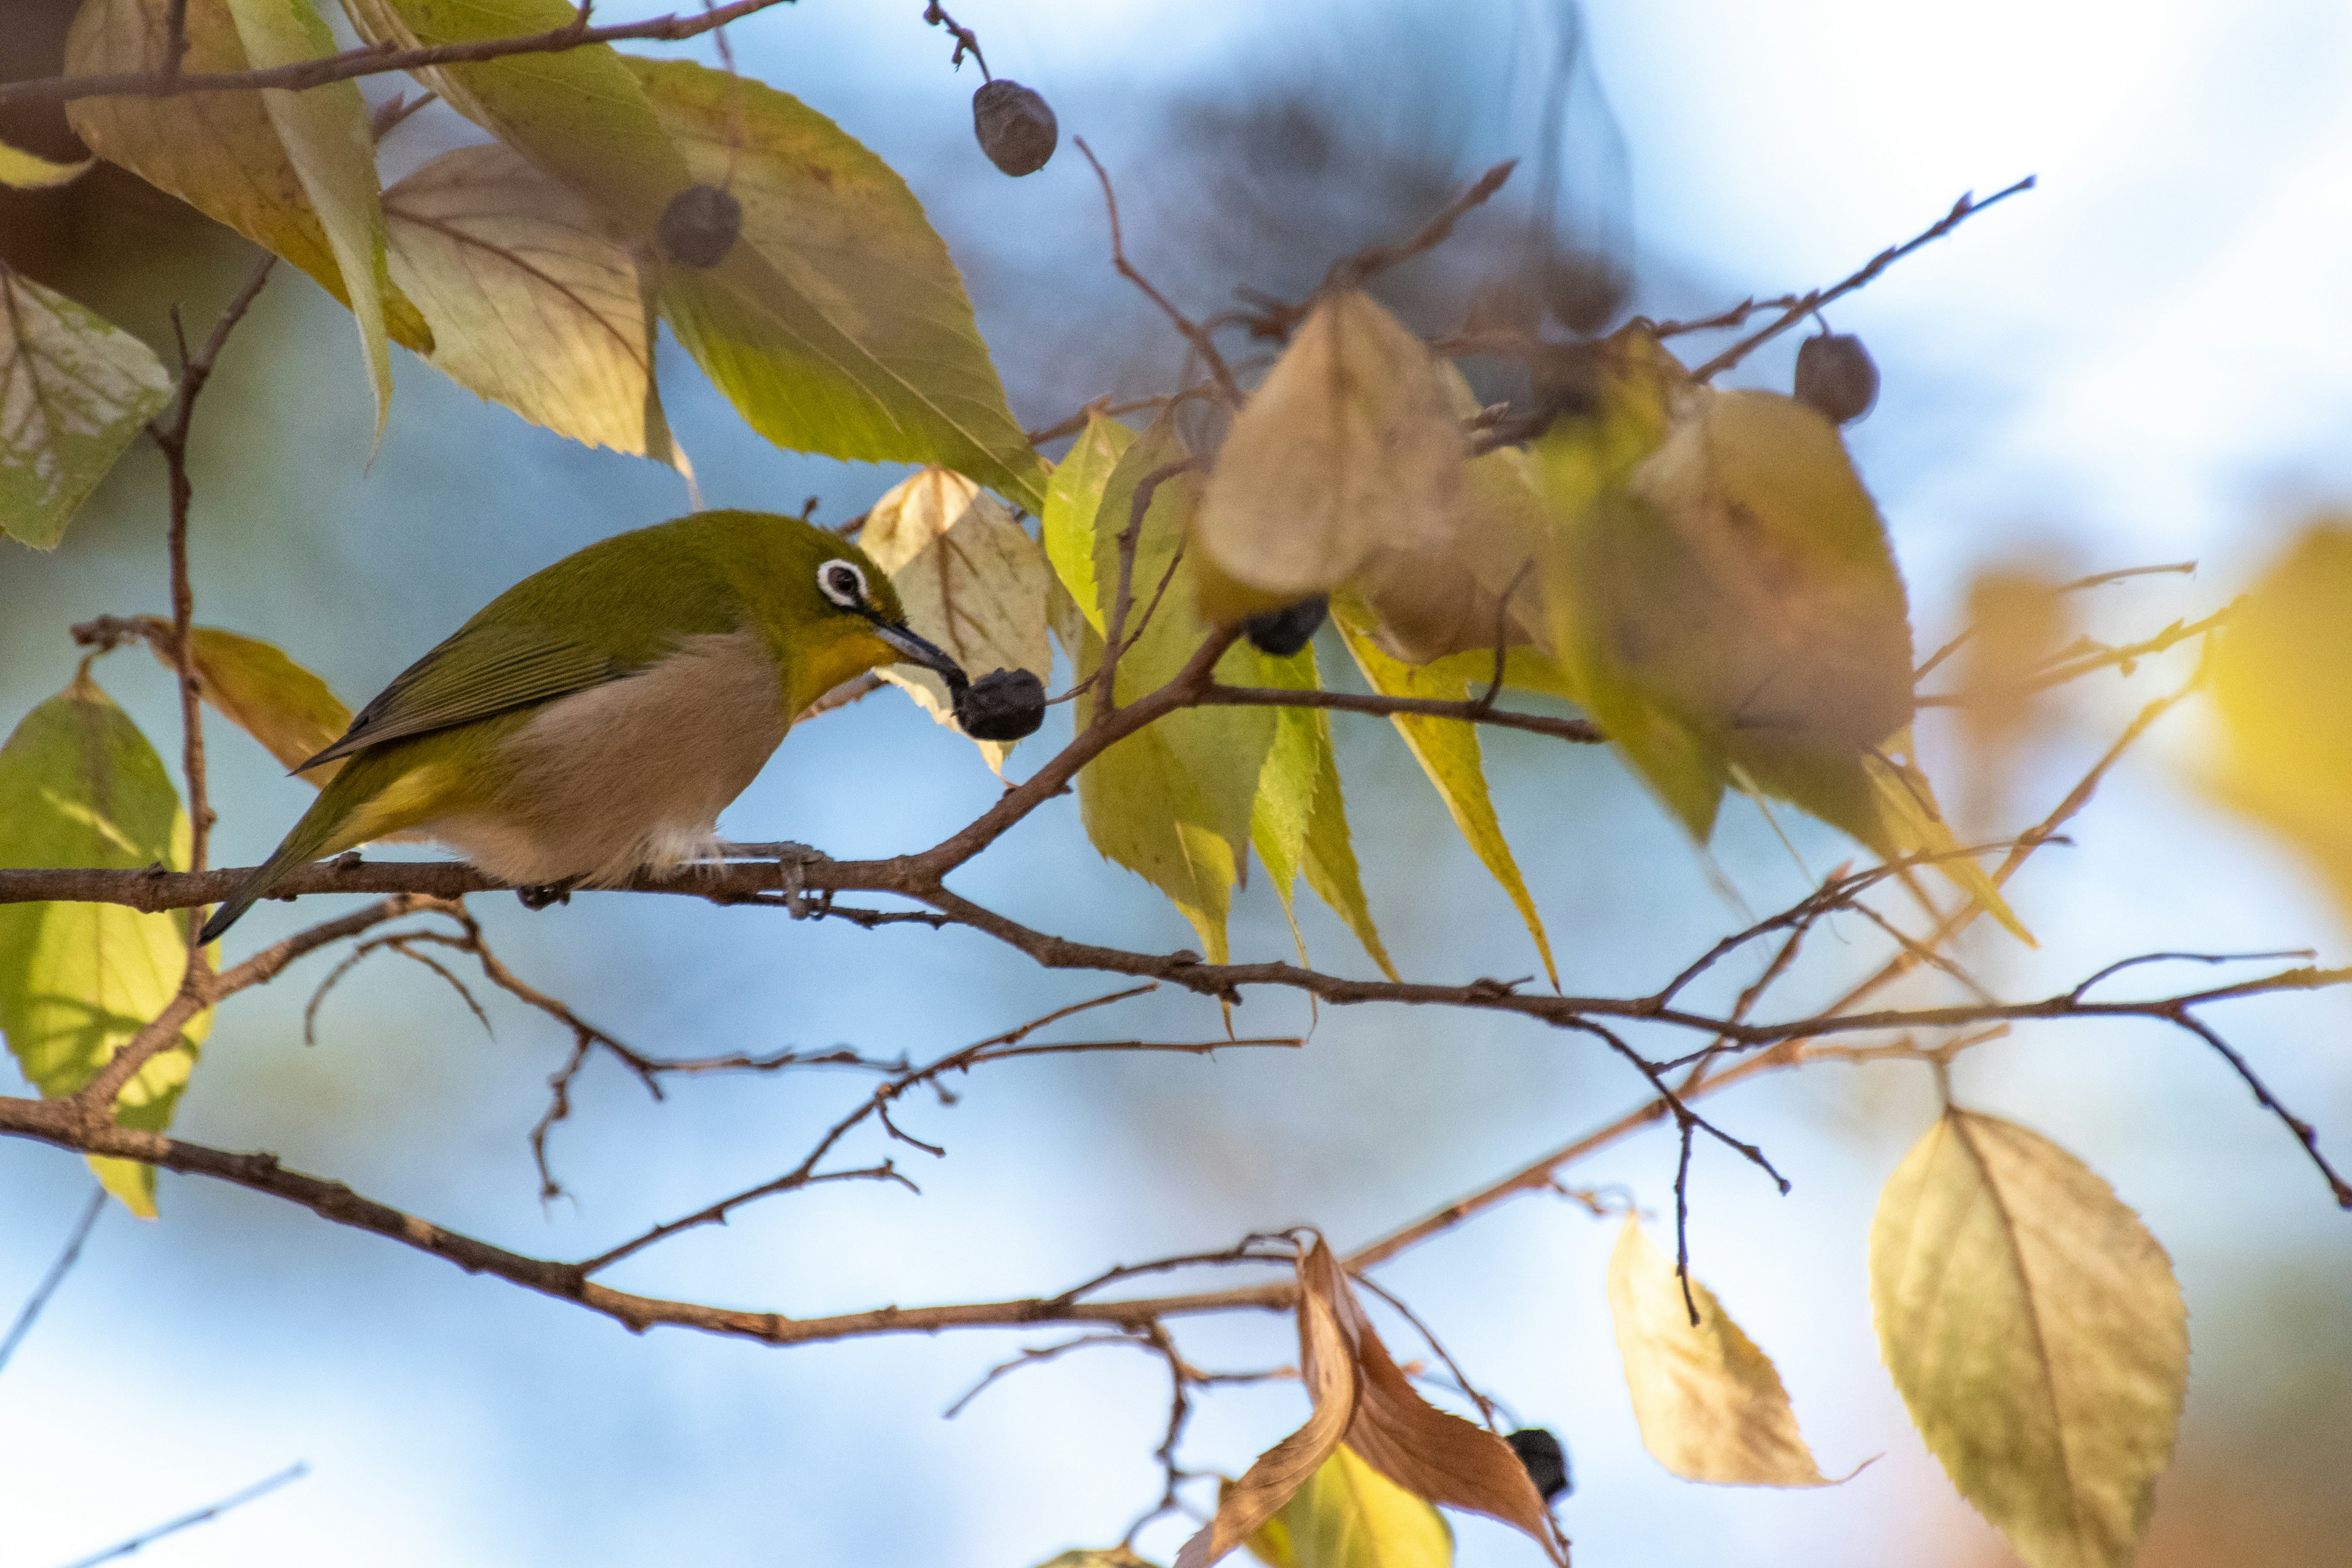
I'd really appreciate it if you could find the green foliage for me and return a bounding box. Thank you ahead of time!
[0,136,93,190]
[1245,1446,1453,1568]
[0,266,174,550]
[1871,1110,2188,1568]
[0,670,207,1214]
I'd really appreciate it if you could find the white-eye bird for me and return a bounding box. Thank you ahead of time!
[198,510,966,943]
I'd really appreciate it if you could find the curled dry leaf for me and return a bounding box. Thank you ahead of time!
[0,266,173,551]
[1871,1110,2187,1568]
[1194,290,1465,617]
[0,671,209,1216]
[1604,1214,1832,1488]
[2206,518,2352,924]
[859,467,1052,773]
[1178,1240,1558,1568]
[136,620,353,780]
[383,144,686,469]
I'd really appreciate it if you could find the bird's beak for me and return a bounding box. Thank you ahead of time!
[874,620,968,687]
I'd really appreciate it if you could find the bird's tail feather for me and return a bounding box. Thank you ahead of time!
[198,790,355,944]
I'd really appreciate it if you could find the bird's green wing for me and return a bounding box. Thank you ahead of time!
[297,620,628,770]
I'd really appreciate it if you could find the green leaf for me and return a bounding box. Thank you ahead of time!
[1604,1213,1831,1487]
[858,467,1052,773]
[0,137,92,190]
[1036,1552,1160,1568]
[338,0,688,234]
[1074,417,1275,961]
[1042,411,1135,635]
[1332,605,1556,989]
[627,58,1045,510]
[1194,289,1466,620]
[0,670,210,1215]
[1871,1110,2187,1568]
[223,0,396,440]
[1243,640,1396,978]
[383,143,685,467]
[66,0,431,355]
[1246,1446,1452,1568]
[0,265,173,550]
[136,620,352,777]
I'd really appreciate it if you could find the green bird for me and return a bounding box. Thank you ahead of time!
[198,510,967,944]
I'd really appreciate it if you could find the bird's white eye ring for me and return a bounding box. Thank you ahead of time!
[818,559,867,609]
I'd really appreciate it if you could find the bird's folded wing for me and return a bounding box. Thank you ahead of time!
[296,623,628,770]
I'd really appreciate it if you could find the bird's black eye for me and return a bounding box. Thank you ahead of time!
[818,559,867,609]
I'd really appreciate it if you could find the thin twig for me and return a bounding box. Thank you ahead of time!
[58,1463,308,1568]
[0,1187,107,1378]
[1071,138,1243,406]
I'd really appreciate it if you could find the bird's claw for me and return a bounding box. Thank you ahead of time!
[516,879,579,911]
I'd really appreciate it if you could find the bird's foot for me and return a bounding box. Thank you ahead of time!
[516,878,581,911]
[712,841,831,918]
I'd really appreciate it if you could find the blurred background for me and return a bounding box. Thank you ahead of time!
[5,1,2351,1563]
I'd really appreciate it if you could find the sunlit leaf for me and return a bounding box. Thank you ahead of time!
[1036,1552,1161,1568]
[382,143,684,466]
[2208,519,2352,925]
[339,0,687,234]
[0,265,172,551]
[134,619,352,778]
[860,467,1052,772]
[66,0,431,355]
[1043,411,1136,635]
[1332,606,1556,989]
[0,137,92,190]
[1194,289,1464,619]
[0,671,210,1215]
[1871,1110,2187,1568]
[1605,1214,1831,1487]
[223,0,395,440]
[1247,1446,1453,1568]
[1244,641,1396,978]
[629,58,1045,510]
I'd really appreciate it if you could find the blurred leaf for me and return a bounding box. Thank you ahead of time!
[630,58,1046,510]
[1037,1553,1160,1568]
[1871,1110,2187,1568]
[66,0,431,354]
[383,143,684,467]
[0,265,173,550]
[135,619,352,778]
[1247,1446,1453,1568]
[1332,605,1556,989]
[2209,520,2352,923]
[1194,290,1464,618]
[339,0,686,234]
[224,0,395,440]
[860,467,1052,772]
[1953,567,2072,763]
[1244,641,1396,979]
[1604,1214,1831,1487]
[0,138,92,190]
[0,671,210,1215]
[1044,412,1136,635]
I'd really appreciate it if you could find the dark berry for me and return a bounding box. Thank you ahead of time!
[1506,1427,1572,1502]
[952,667,1046,741]
[1242,595,1327,658]
[1793,331,1880,425]
[1542,251,1629,336]
[973,79,1058,176]
[658,183,742,269]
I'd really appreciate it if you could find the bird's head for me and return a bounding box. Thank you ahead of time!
[762,517,967,715]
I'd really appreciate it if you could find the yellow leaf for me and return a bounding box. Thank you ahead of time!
[66,0,431,355]
[630,58,1045,510]
[1194,290,1465,617]
[1043,412,1135,635]
[383,144,684,468]
[137,621,352,779]
[1871,1111,2187,1568]
[0,671,210,1215]
[0,137,92,190]
[0,265,173,551]
[1332,606,1556,989]
[1037,1553,1160,1568]
[2207,519,2352,924]
[224,0,395,441]
[1605,1214,1831,1487]
[859,468,1052,772]
[1250,1446,1453,1568]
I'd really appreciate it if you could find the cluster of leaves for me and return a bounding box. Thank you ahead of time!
[5,5,2351,1568]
